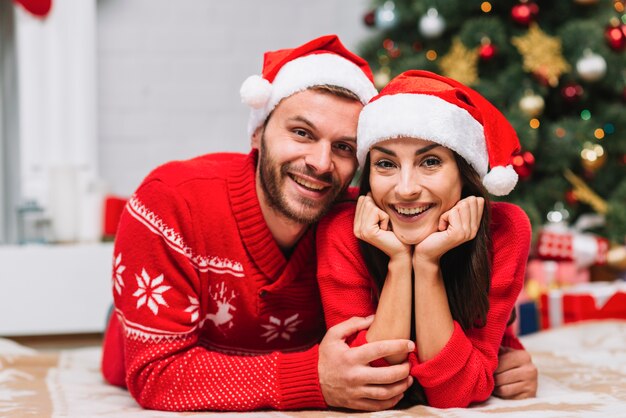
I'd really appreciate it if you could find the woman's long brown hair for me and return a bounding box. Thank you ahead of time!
[358,152,492,330]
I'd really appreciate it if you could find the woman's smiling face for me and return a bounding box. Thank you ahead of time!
[368,137,463,245]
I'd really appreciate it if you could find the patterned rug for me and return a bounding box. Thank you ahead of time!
[2,320,626,417]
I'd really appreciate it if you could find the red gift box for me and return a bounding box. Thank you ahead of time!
[540,281,626,329]
[536,229,609,266]
[103,196,128,239]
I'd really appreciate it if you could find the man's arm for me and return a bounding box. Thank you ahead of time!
[103,308,414,411]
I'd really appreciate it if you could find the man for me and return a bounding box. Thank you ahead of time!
[101,35,536,412]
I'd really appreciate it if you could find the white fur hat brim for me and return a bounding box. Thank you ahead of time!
[357,93,489,177]
[243,53,378,137]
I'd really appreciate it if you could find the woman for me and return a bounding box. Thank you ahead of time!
[317,70,532,408]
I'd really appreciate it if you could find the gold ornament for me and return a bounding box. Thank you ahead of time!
[580,141,607,172]
[563,169,608,214]
[607,246,626,270]
[374,66,391,89]
[512,23,571,87]
[524,278,543,300]
[439,38,478,86]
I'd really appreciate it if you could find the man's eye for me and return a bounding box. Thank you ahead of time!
[334,143,355,154]
[293,129,308,137]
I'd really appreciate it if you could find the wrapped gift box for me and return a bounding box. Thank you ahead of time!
[526,258,589,291]
[535,229,609,267]
[540,281,626,329]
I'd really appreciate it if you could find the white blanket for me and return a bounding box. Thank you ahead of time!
[2,320,626,417]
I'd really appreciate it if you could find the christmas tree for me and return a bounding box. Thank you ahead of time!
[358,0,626,245]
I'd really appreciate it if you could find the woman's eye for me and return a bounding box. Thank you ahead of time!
[374,159,395,169]
[422,157,441,167]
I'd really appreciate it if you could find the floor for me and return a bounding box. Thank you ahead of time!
[7,333,103,351]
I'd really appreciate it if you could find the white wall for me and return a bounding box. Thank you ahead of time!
[97,0,371,196]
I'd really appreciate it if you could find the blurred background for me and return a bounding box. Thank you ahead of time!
[0,0,625,341]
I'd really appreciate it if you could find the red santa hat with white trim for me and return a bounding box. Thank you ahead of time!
[357,70,521,196]
[240,34,378,137]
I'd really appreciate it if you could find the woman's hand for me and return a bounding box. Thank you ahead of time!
[414,196,484,264]
[354,194,411,260]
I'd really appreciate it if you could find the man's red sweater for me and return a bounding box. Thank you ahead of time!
[101,151,327,411]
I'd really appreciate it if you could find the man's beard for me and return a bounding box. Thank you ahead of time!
[258,135,343,225]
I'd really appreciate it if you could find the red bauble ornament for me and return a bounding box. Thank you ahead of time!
[511,2,539,26]
[479,43,497,61]
[605,24,626,51]
[565,190,578,205]
[512,151,535,180]
[363,10,376,27]
[561,82,584,104]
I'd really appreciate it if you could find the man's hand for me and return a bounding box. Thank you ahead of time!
[318,316,415,411]
[493,347,538,399]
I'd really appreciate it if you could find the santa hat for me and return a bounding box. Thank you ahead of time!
[13,0,52,17]
[240,34,378,137]
[357,70,520,196]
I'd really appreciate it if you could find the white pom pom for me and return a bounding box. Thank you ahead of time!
[482,165,518,196]
[240,75,272,109]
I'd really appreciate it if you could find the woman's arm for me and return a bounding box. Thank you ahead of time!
[409,202,531,408]
[353,195,413,364]
[366,255,413,363]
[412,196,483,362]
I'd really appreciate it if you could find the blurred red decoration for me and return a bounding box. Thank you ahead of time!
[565,190,578,205]
[13,0,52,17]
[605,24,626,51]
[512,150,535,180]
[412,41,423,52]
[363,10,376,27]
[511,2,539,26]
[383,38,395,50]
[533,71,552,87]
[479,43,497,61]
[388,47,401,58]
[561,82,584,104]
[103,196,128,239]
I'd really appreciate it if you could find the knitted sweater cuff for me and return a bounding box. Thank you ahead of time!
[409,321,472,386]
[276,345,327,410]
[501,327,525,350]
